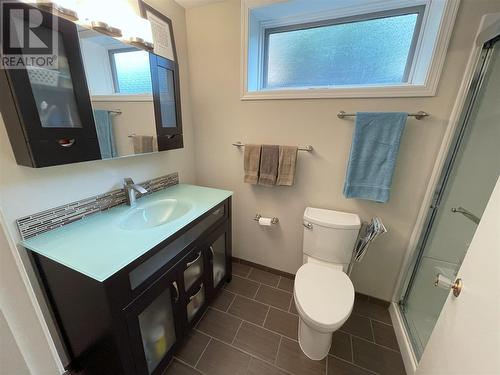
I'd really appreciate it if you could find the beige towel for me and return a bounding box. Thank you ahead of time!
[244,144,261,184]
[277,146,298,186]
[258,145,279,186]
[132,135,153,154]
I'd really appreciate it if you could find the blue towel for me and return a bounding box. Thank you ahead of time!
[93,110,117,159]
[343,112,407,203]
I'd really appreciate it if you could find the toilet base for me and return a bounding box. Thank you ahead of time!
[298,317,332,360]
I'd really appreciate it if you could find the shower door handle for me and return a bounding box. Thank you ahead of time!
[434,273,463,297]
[451,206,480,224]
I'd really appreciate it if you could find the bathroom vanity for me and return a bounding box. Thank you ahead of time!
[22,184,232,375]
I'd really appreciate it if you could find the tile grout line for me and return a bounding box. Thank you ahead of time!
[231,274,293,296]
[194,336,212,369]
[351,310,393,326]
[171,356,209,375]
[328,354,380,375]
[274,335,283,366]
[225,292,238,312]
[231,320,244,345]
[288,293,294,312]
[349,333,354,363]
[369,318,375,342]
[253,282,262,299]
[262,305,271,327]
[225,284,297,317]
[351,334,402,354]
[207,305,297,342]
[206,335,293,375]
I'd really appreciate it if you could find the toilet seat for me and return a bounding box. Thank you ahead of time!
[294,263,354,333]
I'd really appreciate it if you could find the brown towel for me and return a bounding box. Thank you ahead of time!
[244,144,261,184]
[277,145,298,186]
[258,145,279,186]
[132,135,153,154]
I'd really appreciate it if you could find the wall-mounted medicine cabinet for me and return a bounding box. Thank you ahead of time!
[0,2,182,168]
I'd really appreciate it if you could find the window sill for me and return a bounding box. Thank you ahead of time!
[241,84,435,100]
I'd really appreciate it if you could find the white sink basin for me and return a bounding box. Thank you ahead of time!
[118,198,194,230]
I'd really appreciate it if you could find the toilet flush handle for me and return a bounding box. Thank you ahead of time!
[303,222,313,230]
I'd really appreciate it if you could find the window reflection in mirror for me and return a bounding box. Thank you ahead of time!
[78,26,157,159]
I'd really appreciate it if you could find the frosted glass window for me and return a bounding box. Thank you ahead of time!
[265,9,422,89]
[111,50,153,94]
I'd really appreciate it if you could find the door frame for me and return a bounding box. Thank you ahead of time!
[390,14,500,374]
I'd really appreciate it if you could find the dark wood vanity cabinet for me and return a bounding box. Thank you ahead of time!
[30,199,232,375]
[0,4,101,167]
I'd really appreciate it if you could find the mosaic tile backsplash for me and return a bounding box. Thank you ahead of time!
[17,173,179,240]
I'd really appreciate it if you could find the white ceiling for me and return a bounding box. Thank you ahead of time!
[174,0,225,9]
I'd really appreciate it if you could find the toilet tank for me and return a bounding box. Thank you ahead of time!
[303,207,361,268]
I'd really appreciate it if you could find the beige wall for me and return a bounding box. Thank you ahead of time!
[0,310,30,375]
[185,0,500,300]
[0,0,194,371]
[0,220,55,375]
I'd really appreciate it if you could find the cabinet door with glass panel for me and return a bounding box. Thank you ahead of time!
[206,222,232,296]
[125,266,183,375]
[1,3,100,167]
[150,55,183,151]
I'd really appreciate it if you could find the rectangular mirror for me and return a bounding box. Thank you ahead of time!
[78,27,157,159]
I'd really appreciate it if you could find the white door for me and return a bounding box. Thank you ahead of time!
[416,177,500,375]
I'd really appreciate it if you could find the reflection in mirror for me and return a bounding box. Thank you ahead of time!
[26,29,83,128]
[78,26,158,159]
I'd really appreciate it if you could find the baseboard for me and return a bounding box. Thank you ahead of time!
[232,257,295,279]
[389,302,418,375]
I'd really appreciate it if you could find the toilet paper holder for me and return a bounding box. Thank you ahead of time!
[254,214,279,225]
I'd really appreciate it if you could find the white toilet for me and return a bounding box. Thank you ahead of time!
[294,207,361,360]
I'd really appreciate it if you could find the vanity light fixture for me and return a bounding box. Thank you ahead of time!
[125,37,154,51]
[90,21,123,38]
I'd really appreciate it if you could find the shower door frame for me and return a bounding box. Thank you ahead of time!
[397,35,499,355]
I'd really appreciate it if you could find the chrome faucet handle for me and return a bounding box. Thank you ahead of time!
[124,177,134,186]
[123,177,147,206]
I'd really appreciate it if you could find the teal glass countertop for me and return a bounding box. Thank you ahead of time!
[21,184,232,282]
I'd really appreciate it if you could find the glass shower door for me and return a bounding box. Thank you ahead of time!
[400,41,500,359]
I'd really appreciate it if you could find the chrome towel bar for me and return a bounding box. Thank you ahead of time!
[232,141,313,152]
[337,110,429,120]
[451,206,481,224]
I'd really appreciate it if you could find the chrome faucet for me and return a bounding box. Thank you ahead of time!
[124,178,148,206]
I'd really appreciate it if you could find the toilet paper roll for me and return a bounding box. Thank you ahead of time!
[258,217,273,226]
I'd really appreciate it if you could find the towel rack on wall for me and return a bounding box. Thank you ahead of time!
[108,109,122,116]
[337,110,429,120]
[232,141,313,152]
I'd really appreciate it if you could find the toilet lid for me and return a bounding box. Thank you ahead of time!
[294,263,354,332]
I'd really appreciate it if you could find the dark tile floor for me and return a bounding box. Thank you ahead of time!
[165,261,406,375]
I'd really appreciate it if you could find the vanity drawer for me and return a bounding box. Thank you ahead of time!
[186,282,206,324]
[182,249,204,292]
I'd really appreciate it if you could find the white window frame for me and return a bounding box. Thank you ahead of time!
[241,0,460,100]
